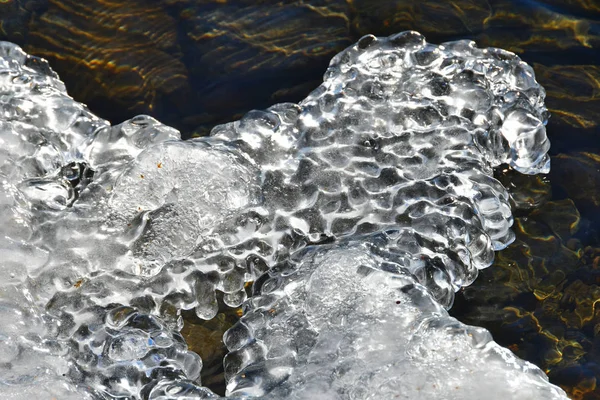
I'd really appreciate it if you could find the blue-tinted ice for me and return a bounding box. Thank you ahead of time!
[0,32,565,399]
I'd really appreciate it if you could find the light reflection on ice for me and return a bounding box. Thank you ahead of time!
[0,31,565,399]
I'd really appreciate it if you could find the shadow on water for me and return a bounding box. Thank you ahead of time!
[1,0,600,397]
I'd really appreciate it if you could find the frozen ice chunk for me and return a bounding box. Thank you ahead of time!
[224,243,567,399]
[107,139,261,275]
[0,30,559,400]
[60,304,204,399]
[84,115,181,169]
[0,286,92,400]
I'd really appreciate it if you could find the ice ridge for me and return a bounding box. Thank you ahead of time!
[0,31,564,399]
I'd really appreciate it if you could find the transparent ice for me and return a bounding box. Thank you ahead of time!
[0,32,564,399]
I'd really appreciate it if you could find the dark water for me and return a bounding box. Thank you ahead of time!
[1,0,599,398]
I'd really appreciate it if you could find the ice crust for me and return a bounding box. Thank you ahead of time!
[0,32,565,399]
[224,243,567,399]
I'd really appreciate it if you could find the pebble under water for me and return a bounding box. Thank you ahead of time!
[0,32,567,399]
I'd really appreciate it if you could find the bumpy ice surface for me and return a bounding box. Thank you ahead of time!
[225,243,565,399]
[0,32,564,399]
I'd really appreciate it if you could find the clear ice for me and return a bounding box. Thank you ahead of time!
[0,32,566,399]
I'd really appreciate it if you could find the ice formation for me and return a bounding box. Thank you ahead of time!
[224,243,566,399]
[0,31,565,399]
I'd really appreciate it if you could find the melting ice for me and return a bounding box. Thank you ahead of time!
[0,32,566,399]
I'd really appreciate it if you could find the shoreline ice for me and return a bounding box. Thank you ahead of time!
[0,32,565,399]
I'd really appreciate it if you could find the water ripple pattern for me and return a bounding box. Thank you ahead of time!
[0,32,564,399]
